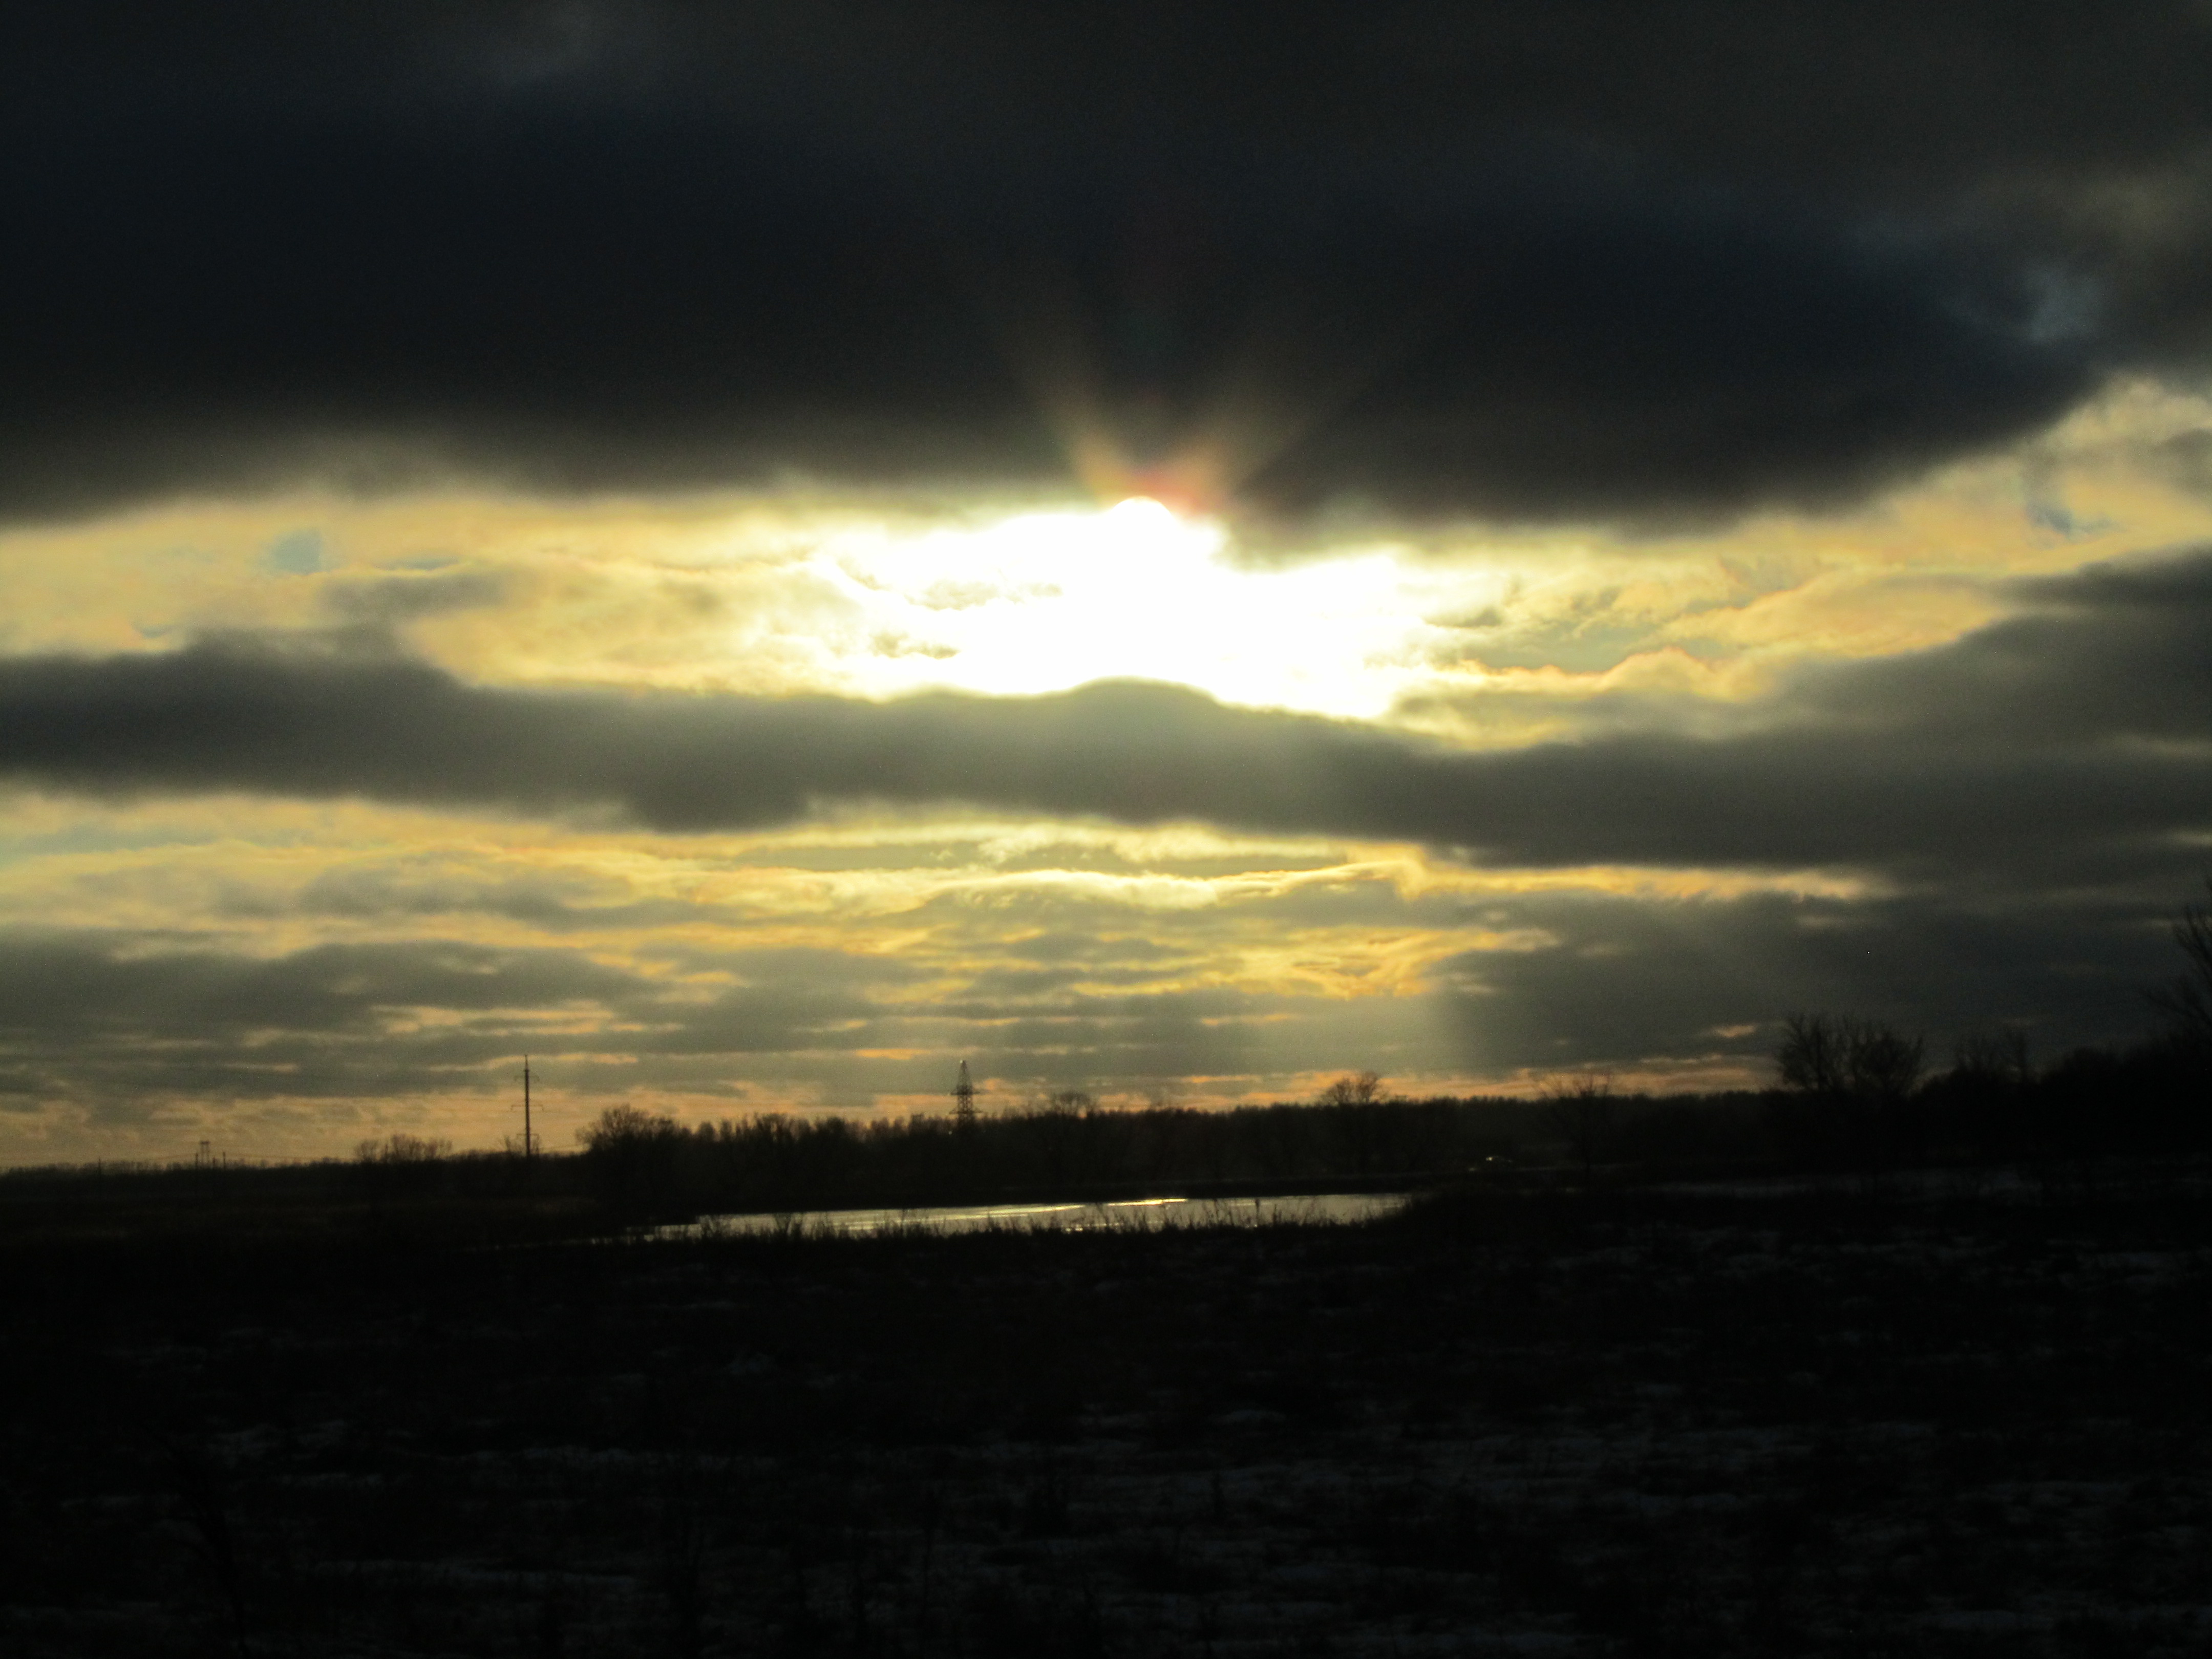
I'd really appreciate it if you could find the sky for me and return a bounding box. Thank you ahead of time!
[5,2,2212,1163]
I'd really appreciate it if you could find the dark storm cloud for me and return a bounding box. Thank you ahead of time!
[0,934,640,1105]
[8,3,2207,525]
[1438,880,2188,1076]
[2,546,2208,877]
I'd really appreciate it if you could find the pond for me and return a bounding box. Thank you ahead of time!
[647,1190,1410,1240]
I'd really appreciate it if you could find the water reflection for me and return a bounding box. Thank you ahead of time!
[650,1192,1407,1241]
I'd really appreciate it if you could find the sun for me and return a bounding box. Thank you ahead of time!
[1101,495,1185,536]
[798,494,1419,717]
[913,497,1230,696]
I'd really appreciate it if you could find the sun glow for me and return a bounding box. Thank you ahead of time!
[817,495,1423,715]
[11,378,2211,726]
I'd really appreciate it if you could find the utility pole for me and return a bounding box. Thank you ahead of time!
[522,1055,535,1160]
[952,1059,977,1129]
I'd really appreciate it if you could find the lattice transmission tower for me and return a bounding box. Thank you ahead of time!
[952,1059,977,1128]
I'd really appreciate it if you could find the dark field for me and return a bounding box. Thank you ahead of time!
[7,1171,2212,1658]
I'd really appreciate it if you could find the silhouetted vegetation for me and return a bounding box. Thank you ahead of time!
[2149,874,2212,1054]
[5,1005,2209,1248]
[8,1168,2212,1656]
[7,895,2212,1654]
[1542,1071,1618,1183]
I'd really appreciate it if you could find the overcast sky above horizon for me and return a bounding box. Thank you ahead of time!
[5,3,2212,1163]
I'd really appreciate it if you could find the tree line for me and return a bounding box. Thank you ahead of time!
[548,879,2212,1212]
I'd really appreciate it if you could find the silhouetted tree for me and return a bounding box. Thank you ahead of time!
[1930,1027,2035,1157]
[1953,1027,2032,1086]
[1543,1072,1616,1183]
[1318,1073,1389,1173]
[1320,1071,1384,1107]
[577,1103,688,1205]
[577,1103,683,1152]
[350,1131,454,1198]
[1777,1014,1923,1103]
[167,1440,249,1657]
[2149,876,2212,1053]
[1776,1013,1926,1167]
[1848,1020,1926,1104]
[1777,1014,1847,1097]
[1016,1093,1091,1187]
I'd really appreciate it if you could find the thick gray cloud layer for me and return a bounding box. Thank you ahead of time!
[0,928,1423,1120]
[0,880,2179,1128]
[9,3,2209,523]
[3,549,2207,881]
[1440,885,2175,1075]
[0,932,907,1113]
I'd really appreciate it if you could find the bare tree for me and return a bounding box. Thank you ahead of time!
[577,1103,680,1152]
[1320,1072,1388,1175]
[577,1103,688,1204]
[1848,1019,1926,1103]
[1543,1071,1615,1182]
[352,1131,453,1197]
[2149,876,2212,1050]
[1022,1091,1089,1186]
[1778,1013,1849,1096]
[167,1441,249,1658]
[1953,1026,2032,1085]
[1778,1013,1924,1103]
[1320,1071,1384,1107]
